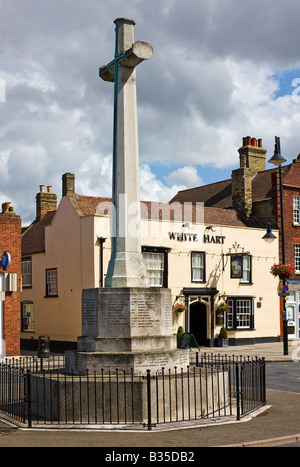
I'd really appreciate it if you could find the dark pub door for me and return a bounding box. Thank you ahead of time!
[190,301,207,346]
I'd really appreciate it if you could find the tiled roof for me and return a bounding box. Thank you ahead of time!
[22,211,56,255]
[170,165,292,206]
[170,179,232,207]
[141,200,247,227]
[69,194,111,216]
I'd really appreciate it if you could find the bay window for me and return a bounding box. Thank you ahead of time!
[226,297,254,330]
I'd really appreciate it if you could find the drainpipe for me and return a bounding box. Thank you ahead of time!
[98,237,106,287]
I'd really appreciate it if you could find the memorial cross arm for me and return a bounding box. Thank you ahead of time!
[99,41,153,82]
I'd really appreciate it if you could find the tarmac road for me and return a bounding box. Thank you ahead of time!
[266,363,300,393]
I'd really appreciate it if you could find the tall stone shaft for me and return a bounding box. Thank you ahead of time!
[100,18,153,288]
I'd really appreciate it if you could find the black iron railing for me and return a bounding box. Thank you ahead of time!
[0,355,266,429]
[1,355,65,372]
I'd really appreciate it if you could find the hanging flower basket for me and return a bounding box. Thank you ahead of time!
[173,301,187,313]
[270,263,296,280]
[216,301,231,313]
[216,301,231,325]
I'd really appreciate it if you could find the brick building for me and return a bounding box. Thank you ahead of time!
[171,137,300,340]
[0,202,21,356]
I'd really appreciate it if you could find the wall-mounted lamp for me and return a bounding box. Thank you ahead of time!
[219,291,227,301]
[176,290,185,301]
[262,222,277,243]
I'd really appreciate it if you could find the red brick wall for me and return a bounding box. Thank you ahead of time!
[272,162,300,270]
[283,186,300,269]
[0,209,21,356]
[272,160,300,337]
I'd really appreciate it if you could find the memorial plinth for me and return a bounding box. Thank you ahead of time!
[65,287,189,374]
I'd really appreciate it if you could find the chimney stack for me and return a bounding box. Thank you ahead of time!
[232,136,267,218]
[231,167,252,219]
[36,185,57,220]
[62,173,75,197]
[238,136,267,173]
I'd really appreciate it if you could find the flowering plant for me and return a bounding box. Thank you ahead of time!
[216,300,231,312]
[173,301,187,313]
[270,263,296,278]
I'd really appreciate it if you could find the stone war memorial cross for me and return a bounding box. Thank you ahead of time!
[65,18,189,375]
[100,18,153,288]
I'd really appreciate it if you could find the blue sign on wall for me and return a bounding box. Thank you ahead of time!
[1,252,11,271]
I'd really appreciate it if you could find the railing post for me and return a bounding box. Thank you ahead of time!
[26,369,32,428]
[235,363,240,421]
[261,358,266,404]
[146,369,152,431]
[143,370,152,431]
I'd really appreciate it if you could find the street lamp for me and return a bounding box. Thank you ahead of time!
[268,136,287,168]
[262,222,277,243]
[265,136,288,355]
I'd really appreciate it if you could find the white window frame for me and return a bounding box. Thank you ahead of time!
[21,302,35,332]
[235,299,252,329]
[240,255,252,284]
[295,244,300,273]
[46,269,58,296]
[293,195,300,225]
[143,252,164,287]
[191,252,205,282]
[21,257,32,288]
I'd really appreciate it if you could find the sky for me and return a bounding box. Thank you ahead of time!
[1,0,300,225]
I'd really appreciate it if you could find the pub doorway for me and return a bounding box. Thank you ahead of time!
[190,301,208,346]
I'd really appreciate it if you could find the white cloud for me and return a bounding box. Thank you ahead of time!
[2,68,56,93]
[0,151,11,180]
[165,166,203,188]
[1,0,300,224]
[140,165,185,202]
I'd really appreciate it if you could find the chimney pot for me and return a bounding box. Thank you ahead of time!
[2,202,11,214]
[258,139,262,148]
[251,138,257,147]
[40,185,45,193]
[47,186,52,193]
[246,136,251,145]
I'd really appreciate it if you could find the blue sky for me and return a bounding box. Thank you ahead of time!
[275,69,300,99]
[1,0,300,224]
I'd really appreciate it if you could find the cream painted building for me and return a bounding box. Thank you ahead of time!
[21,173,280,350]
